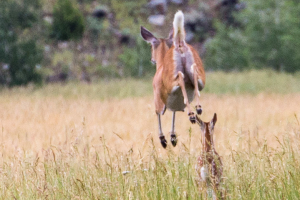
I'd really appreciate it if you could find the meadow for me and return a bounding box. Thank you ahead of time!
[0,70,300,199]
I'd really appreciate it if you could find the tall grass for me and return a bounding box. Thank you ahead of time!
[225,138,300,199]
[1,130,300,199]
[0,70,300,199]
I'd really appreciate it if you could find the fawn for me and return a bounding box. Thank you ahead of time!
[195,113,223,199]
[141,11,205,148]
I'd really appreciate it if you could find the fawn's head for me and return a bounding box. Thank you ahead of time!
[196,113,217,151]
[140,26,173,67]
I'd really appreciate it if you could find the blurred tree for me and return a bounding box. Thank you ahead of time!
[85,0,152,78]
[110,0,148,35]
[205,0,300,72]
[204,22,249,71]
[119,38,153,77]
[0,0,43,86]
[51,0,85,41]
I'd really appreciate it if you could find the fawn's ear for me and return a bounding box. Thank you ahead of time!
[141,26,158,44]
[211,113,217,128]
[196,115,205,130]
[166,28,173,47]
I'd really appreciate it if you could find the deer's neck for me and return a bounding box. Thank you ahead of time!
[203,127,214,153]
[156,41,169,70]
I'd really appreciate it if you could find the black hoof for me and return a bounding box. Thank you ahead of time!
[188,112,196,124]
[159,136,167,148]
[195,105,202,115]
[170,133,177,147]
[190,116,196,124]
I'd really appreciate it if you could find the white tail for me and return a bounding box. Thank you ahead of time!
[173,10,186,48]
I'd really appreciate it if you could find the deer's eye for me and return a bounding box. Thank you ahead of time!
[152,40,160,48]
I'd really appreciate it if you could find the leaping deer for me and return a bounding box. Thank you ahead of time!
[195,113,223,199]
[141,11,206,148]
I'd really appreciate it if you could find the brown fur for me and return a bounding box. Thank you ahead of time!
[141,11,206,148]
[141,31,205,114]
[195,114,223,199]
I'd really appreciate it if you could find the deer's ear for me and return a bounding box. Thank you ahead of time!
[166,29,173,47]
[196,115,205,130]
[141,26,158,44]
[211,113,217,128]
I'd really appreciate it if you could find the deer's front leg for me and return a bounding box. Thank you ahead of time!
[176,71,195,123]
[153,80,168,148]
[191,64,202,115]
[157,114,167,148]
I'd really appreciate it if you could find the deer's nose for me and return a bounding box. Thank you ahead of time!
[151,59,156,65]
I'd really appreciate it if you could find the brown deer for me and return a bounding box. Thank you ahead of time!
[141,11,206,148]
[195,113,223,199]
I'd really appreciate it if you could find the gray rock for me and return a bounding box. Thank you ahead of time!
[147,0,167,8]
[170,0,183,5]
[148,15,166,26]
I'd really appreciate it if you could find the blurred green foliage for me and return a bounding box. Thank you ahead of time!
[1,0,300,86]
[107,0,151,77]
[205,0,300,73]
[51,0,85,41]
[109,0,148,35]
[85,0,151,78]
[119,39,154,77]
[0,0,42,86]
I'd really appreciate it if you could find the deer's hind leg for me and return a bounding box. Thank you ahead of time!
[191,64,203,115]
[176,71,195,123]
[170,111,177,147]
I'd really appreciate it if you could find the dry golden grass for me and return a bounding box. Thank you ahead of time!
[1,72,300,199]
[1,92,299,162]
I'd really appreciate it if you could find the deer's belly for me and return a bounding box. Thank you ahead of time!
[166,84,194,111]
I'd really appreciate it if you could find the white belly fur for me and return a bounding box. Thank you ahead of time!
[201,165,209,182]
[166,84,194,111]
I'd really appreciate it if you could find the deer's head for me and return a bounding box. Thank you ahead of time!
[140,26,173,67]
[196,113,217,152]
